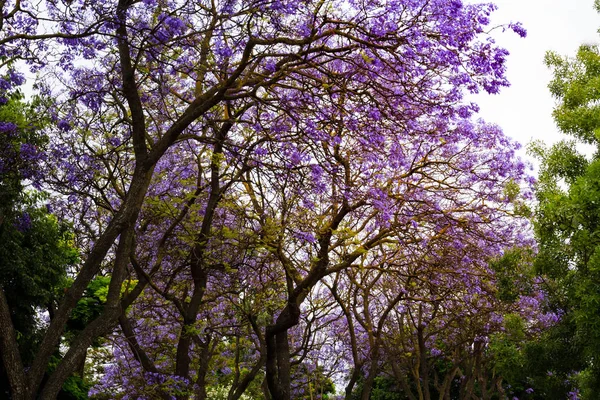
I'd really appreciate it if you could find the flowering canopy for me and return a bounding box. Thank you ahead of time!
[0,0,543,399]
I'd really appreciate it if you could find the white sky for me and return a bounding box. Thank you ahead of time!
[472,0,600,155]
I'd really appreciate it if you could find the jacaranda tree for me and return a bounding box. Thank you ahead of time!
[0,0,539,399]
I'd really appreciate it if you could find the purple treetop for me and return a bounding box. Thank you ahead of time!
[0,0,537,399]
[92,66,535,400]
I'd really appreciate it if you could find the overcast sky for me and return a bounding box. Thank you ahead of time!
[471,0,600,155]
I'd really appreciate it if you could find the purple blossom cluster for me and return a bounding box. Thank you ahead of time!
[0,0,558,398]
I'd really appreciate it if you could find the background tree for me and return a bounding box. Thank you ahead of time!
[0,91,85,397]
[529,8,600,396]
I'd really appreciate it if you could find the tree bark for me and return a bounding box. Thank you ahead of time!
[193,335,212,400]
[344,367,361,400]
[417,327,431,400]
[39,224,135,400]
[0,289,28,400]
[265,304,301,400]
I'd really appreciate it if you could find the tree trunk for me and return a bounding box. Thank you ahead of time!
[0,289,28,400]
[418,328,431,400]
[265,304,301,400]
[275,330,292,399]
[344,367,361,399]
[39,225,136,400]
[360,354,380,400]
[194,335,212,400]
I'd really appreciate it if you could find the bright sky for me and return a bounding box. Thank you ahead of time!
[473,0,600,154]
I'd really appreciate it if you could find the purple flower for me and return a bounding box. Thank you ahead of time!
[108,136,122,147]
[163,15,185,33]
[509,22,527,38]
[255,147,268,156]
[0,122,17,133]
[57,119,71,132]
[15,212,31,232]
[8,70,25,86]
[265,59,277,72]
[214,37,233,59]
[20,143,40,162]
[294,231,317,244]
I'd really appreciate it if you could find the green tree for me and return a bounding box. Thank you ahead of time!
[0,95,86,399]
[530,17,600,397]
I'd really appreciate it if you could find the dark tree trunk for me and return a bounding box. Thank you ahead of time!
[275,330,292,399]
[193,335,212,400]
[0,289,28,400]
[360,371,377,400]
[265,304,301,400]
[360,348,380,400]
[418,327,431,400]
[344,367,361,399]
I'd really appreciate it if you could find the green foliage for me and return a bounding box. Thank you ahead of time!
[485,314,589,399]
[0,200,78,361]
[504,179,521,202]
[66,276,110,335]
[546,45,600,144]
[0,95,93,399]
[489,247,535,302]
[530,141,588,186]
[59,376,92,400]
[47,355,92,400]
[0,198,95,399]
[524,319,586,399]
[205,385,255,400]
[369,377,406,400]
[0,93,46,224]
[489,315,526,383]
[528,32,600,398]
[350,376,407,400]
[295,365,336,400]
